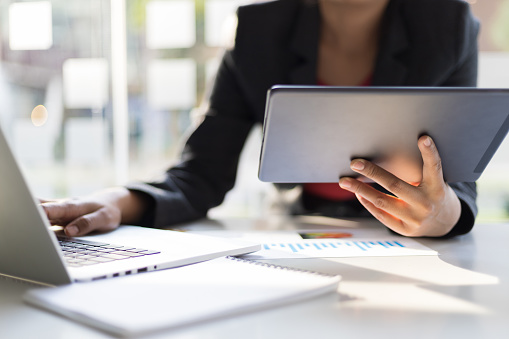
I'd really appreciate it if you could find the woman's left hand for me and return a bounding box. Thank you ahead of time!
[338,135,461,237]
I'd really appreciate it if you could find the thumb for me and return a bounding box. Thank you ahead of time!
[418,135,445,188]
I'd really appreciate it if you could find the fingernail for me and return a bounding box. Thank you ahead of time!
[66,225,78,236]
[424,136,432,147]
[351,160,365,171]
[339,178,351,189]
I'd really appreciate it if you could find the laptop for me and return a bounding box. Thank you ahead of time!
[259,86,509,184]
[0,123,260,286]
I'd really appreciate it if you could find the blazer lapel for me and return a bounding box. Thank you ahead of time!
[288,0,409,86]
[372,0,409,86]
[289,2,320,85]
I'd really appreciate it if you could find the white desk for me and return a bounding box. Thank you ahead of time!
[1,218,508,339]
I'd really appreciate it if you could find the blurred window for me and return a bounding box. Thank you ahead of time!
[470,0,509,221]
[0,0,507,221]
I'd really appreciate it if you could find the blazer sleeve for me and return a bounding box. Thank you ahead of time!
[126,49,256,228]
[440,1,480,237]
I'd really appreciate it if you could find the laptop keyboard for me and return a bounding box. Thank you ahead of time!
[58,236,161,268]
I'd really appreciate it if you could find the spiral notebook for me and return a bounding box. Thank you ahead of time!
[24,257,340,337]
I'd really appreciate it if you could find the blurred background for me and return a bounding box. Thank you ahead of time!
[0,0,507,223]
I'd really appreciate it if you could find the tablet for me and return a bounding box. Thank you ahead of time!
[258,86,509,183]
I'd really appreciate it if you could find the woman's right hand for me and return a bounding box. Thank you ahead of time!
[41,187,148,237]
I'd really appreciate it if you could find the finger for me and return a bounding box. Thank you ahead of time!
[348,159,420,203]
[418,135,445,188]
[356,195,416,237]
[64,208,119,237]
[42,200,97,224]
[339,177,409,218]
[39,198,57,204]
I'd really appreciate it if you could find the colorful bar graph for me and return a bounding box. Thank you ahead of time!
[257,238,437,258]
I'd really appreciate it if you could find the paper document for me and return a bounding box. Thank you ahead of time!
[189,230,437,259]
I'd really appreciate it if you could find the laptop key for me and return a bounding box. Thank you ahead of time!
[58,236,110,247]
[138,250,161,255]
[88,257,115,263]
[101,253,129,260]
[110,251,145,257]
[93,248,117,253]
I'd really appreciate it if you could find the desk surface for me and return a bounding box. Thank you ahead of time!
[1,218,508,339]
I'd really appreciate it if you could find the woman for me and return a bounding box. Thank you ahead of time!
[43,0,479,238]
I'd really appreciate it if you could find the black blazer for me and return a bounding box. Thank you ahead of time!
[127,0,480,237]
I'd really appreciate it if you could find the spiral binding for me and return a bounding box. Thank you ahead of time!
[225,256,338,279]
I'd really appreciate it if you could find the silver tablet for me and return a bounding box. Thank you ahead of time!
[258,86,509,183]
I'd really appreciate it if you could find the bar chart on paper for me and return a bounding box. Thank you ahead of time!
[185,229,438,259]
[247,238,438,259]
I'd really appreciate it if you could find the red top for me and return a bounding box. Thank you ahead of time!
[303,75,372,201]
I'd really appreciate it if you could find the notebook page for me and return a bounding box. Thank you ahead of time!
[24,257,340,337]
